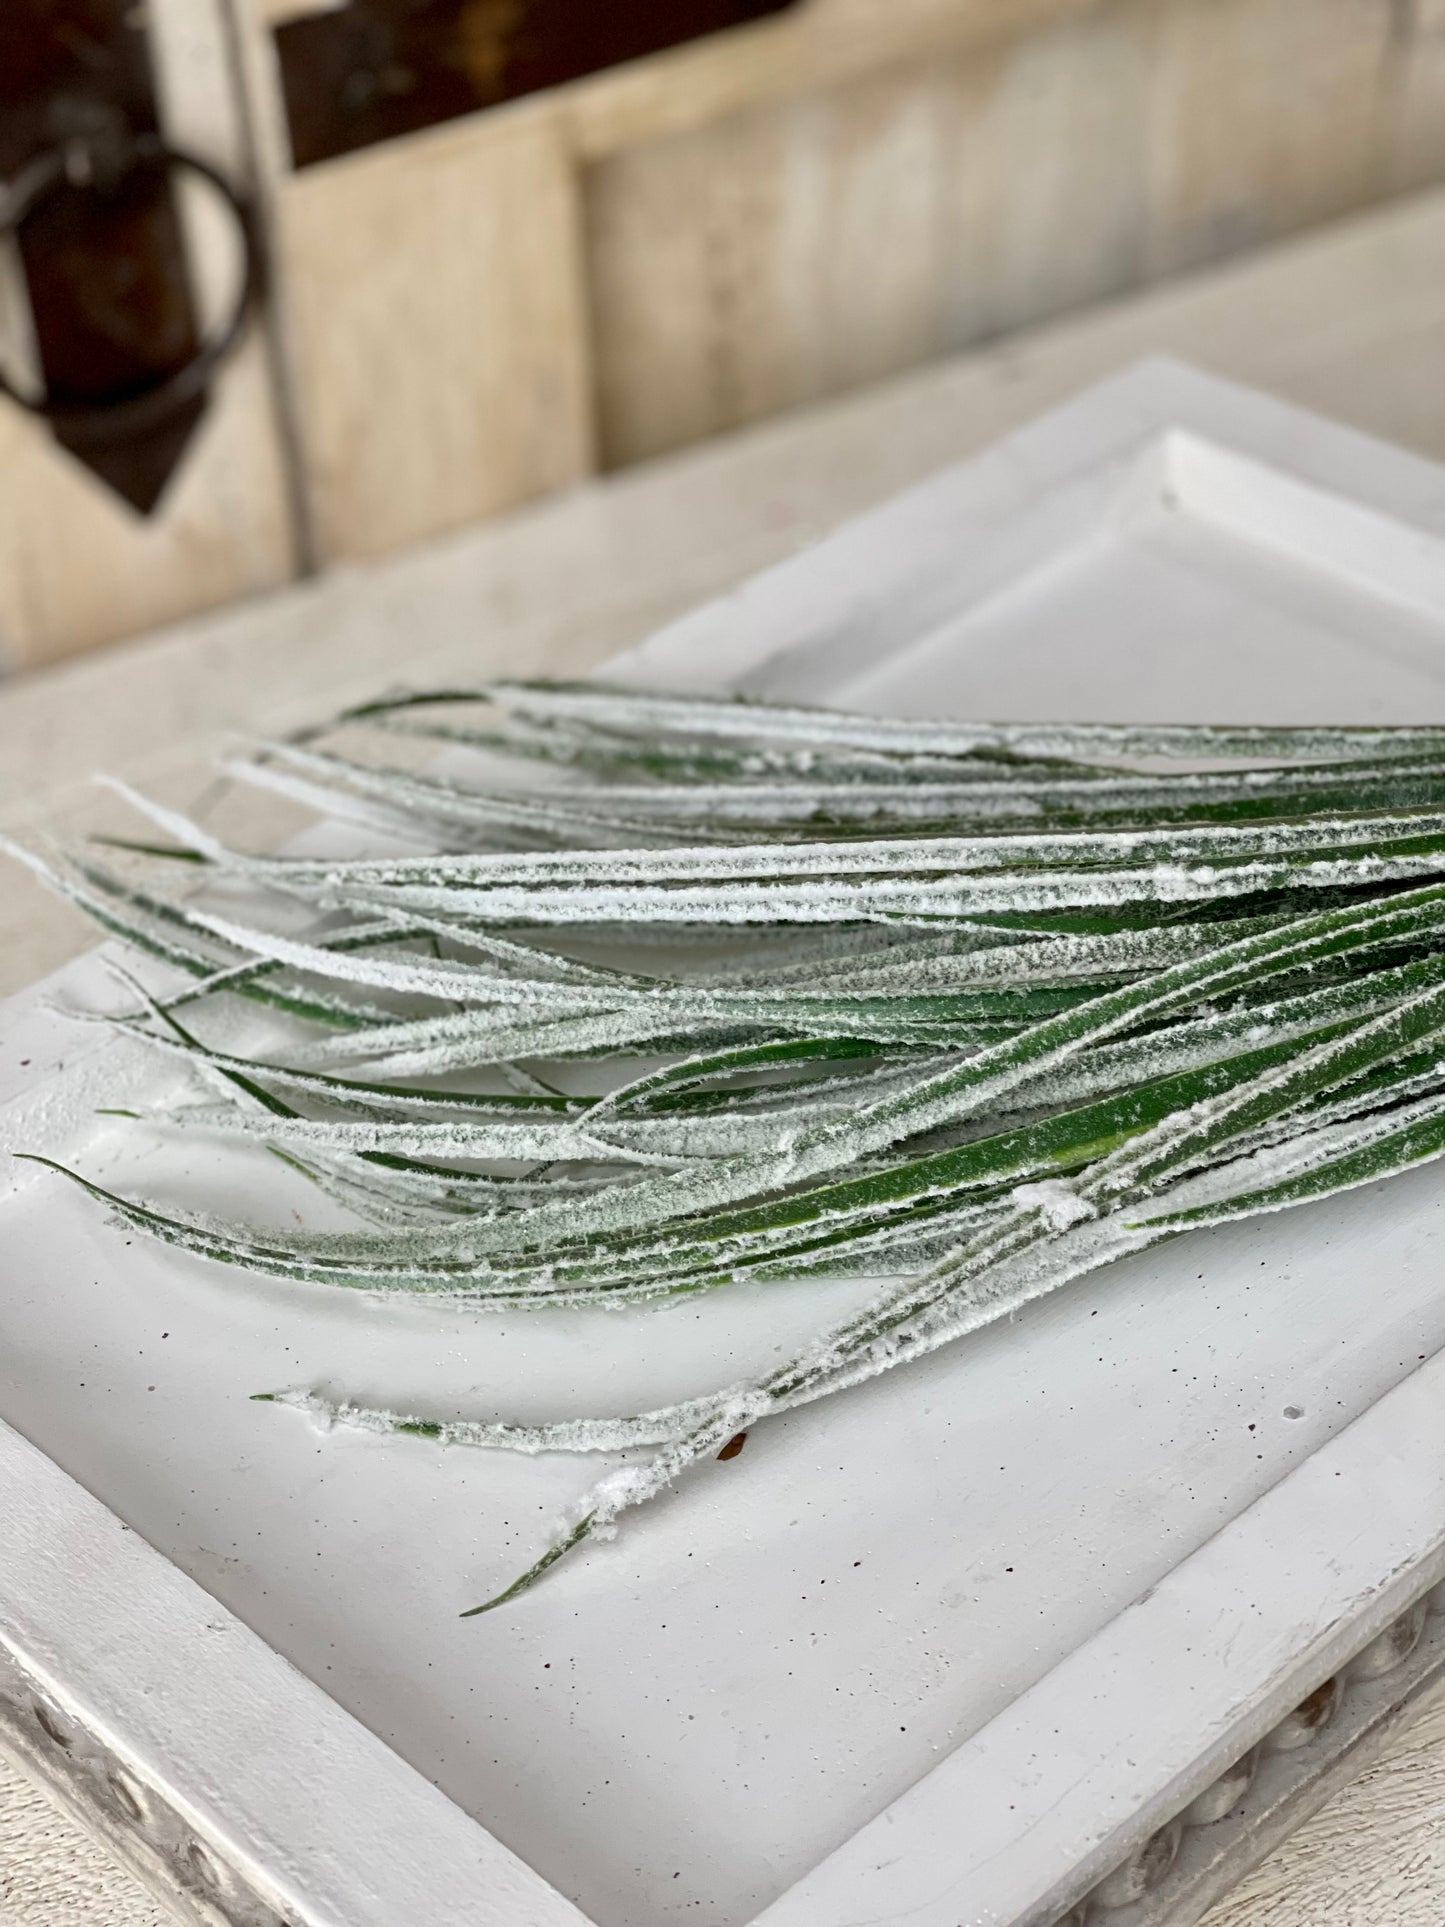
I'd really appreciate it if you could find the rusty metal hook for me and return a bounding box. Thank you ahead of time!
[0,131,263,445]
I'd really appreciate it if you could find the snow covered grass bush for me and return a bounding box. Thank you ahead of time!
[11,682,1445,1610]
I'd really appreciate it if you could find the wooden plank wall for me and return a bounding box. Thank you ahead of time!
[0,0,298,671]
[586,0,1445,464]
[2,0,1444,667]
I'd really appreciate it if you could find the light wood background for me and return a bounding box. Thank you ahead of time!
[3,0,1445,668]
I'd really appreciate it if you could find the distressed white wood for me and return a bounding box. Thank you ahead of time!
[0,1408,591,1927]
[752,1358,1445,1927]
[4,359,1445,1927]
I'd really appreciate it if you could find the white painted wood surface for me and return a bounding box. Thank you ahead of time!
[0,1400,592,1927]
[751,1356,1445,1926]
[3,192,1445,1927]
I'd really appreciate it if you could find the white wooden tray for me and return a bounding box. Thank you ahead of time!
[4,359,1445,1927]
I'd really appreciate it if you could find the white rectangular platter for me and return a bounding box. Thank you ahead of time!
[4,358,1445,1927]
